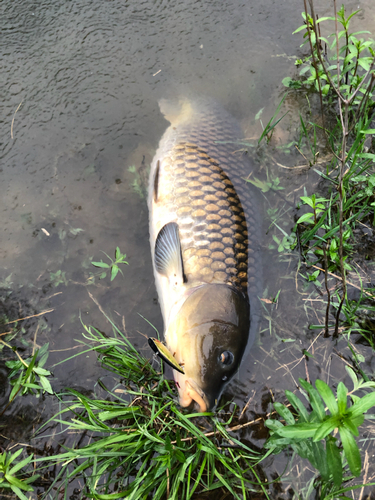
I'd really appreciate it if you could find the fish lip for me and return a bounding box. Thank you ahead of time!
[184,380,210,413]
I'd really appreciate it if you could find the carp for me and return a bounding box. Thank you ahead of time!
[148,97,261,412]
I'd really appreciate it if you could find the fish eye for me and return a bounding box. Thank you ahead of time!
[219,351,234,366]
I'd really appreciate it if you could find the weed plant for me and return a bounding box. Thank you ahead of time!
[277,1,375,338]
[256,1,375,496]
[265,370,375,497]
[0,342,53,418]
[0,449,39,500]
[91,246,129,281]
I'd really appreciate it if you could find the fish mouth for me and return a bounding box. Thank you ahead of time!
[178,378,209,413]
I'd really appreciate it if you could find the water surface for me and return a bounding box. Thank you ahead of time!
[1,0,375,497]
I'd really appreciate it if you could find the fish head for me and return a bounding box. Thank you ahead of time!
[166,284,250,412]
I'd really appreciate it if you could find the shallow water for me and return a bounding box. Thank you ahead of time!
[1,0,375,497]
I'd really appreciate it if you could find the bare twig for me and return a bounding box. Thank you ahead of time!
[310,264,374,298]
[0,331,12,337]
[333,0,341,90]
[87,290,109,322]
[333,0,350,337]
[11,101,23,139]
[348,58,375,104]
[0,340,29,367]
[32,324,40,357]
[4,309,54,325]
[322,243,331,337]
[239,390,256,420]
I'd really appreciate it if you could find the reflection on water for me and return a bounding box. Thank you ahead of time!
[1,0,375,496]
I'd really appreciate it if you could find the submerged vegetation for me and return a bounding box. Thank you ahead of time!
[1,1,375,499]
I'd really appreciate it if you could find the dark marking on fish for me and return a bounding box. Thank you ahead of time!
[154,222,186,284]
[154,160,160,202]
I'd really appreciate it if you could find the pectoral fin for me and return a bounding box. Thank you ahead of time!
[154,222,185,287]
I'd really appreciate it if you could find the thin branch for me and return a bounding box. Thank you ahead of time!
[0,340,29,368]
[310,264,374,298]
[348,58,375,104]
[4,309,54,325]
[333,0,341,90]
[350,74,375,131]
[323,243,331,337]
[11,101,23,139]
[305,0,325,126]
[334,62,349,338]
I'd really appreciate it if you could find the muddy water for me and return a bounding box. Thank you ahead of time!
[1,0,375,497]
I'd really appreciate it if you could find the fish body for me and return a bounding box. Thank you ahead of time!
[148,97,261,412]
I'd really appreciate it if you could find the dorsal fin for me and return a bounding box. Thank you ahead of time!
[154,222,185,287]
[153,160,160,203]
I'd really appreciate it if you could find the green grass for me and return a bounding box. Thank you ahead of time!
[30,319,272,500]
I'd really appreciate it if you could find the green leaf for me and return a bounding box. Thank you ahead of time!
[337,382,348,414]
[4,474,34,492]
[39,376,53,394]
[22,383,43,390]
[297,213,314,224]
[174,449,186,464]
[299,379,326,421]
[342,418,359,436]
[357,57,373,71]
[91,261,110,269]
[6,449,23,466]
[303,349,314,358]
[351,414,365,428]
[293,24,308,34]
[24,352,38,381]
[265,419,284,432]
[33,367,51,376]
[9,373,22,402]
[360,129,375,134]
[38,342,49,358]
[315,380,338,415]
[339,426,361,476]
[8,454,33,476]
[347,392,375,418]
[111,265,119,281]
[272,422,320,440]
[313,416,340,441]
[327,437,343,486]
[274,402,295,425]
[315,16,335,23]
[282,77,292,87]
[285,391,309,422]
[10,486,33,500]
[310,440,329,480]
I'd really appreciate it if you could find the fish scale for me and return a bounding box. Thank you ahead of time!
[155,99,262,298]
[160,141,249,292]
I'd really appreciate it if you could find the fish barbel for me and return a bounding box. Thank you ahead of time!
[148,97,261,412]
